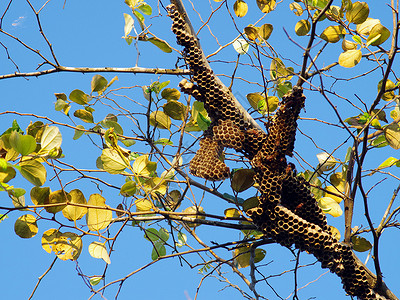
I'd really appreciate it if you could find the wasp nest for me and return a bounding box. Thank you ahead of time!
[189,135,229,181]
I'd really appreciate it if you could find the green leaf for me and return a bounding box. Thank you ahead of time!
[62,189,87,221]
[100,148,129,174]
[40,126,62,154]
[352,35,362,44]
[101,120,124,135]
[88,241,111,264]
[91,75,108,93]
[9,188,26,209]
[371,134,388,148]
[276,81,292,98]
[231,169,255,192]
[147,37,172,53]
[242,197,259,211]
[144,228,160,241]
[120,181,137,196]
[86,194,112,231]
[74,109,94,123]
[9,131,37,156]
[90,277,102,286]
[258,96,279,114]
[234,243,265,268]
[54,98,70,114]
[197,111,211,131]
[20,159,46,186]
[137,3,152,15]
[151,241,166,260]
[149,111,171,129]
[69,89,88,105]
[352,236,372,252]
[154,138,173,146]
[73,125,85,140]
[14,214,38,238]
[384,123,400,150]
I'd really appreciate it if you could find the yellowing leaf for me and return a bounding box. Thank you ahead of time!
[270,57,293,82]
[342,39,358,51]
[91,75,108,93]
[256,0,275,13]
[149,111,171,129]
[384,123,400,150]
[147,37,172,53]
[161,88,181,101]
[90,277,102,286]
[74,109,94,123]
[20,159,46,186]
[357,18,380,36]
[338,50,362,68]
[30,186,50,205]
[45,189,69,214]
[88,241,111,264]
[242,197,259,211]
[378,79,396,101]
[14,214,38,238]
[352,235,372,252]
[231,169,255,192]
[318,197,343,217]
[367,24,390,46]
[123,13,134,36]
[163,100,186,121]
[62,189,88,221]
[247,93,265,110]
[295,19,310,36]
[316,152,337,172]
[100,148,129,174]
[320,25,346,43]
[346,1,369,24]
[378,157,399,169]
[86,194,112,231]
[69,89,88,105]
[182,206,205,228]
[244,26,259,41]
[258,24,273,40]
[135,198,153,211]
[0,165,16,183]
[120,181,137,196]
[234,0,248,17]
[132,155,156,177]
[234,243,266,268]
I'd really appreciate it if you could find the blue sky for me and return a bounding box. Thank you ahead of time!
[1,1,399,299]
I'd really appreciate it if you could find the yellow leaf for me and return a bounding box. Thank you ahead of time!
[182,206,205,228]
[14,214,38,238]
[258,24,273,40]
[325,185,344,203]
[132,155,156,177]
[367,24,390,46]
[86,194,112,231]
[256,0,275,13]
[289,2,303,16]
[338,50,362,68]
[224,208,241,218]
[149,111,171,129]
[234,0,248,18]
[384,123,400,150]
[320,25,346,43]
[329,226,341,241]
[62,189,88,221]
[378,79,396,101]
[295,19,310,36]
[318,197,343,217]
[88,241,111,264]
[56,232,82,260]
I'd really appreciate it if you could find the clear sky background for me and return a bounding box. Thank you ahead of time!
[1,1,399,299]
